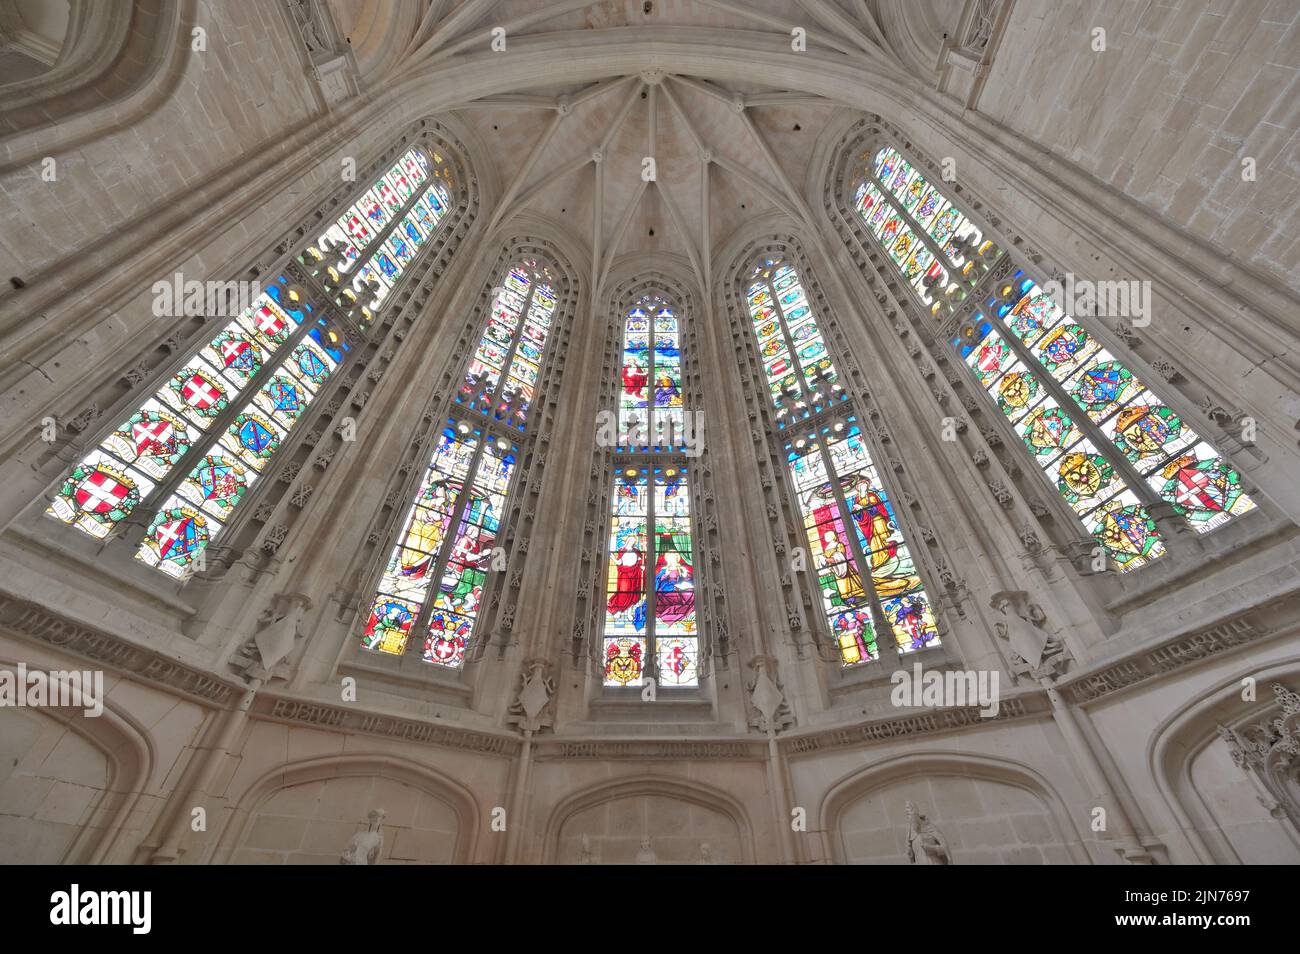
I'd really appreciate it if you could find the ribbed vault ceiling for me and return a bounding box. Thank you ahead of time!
[324,0,960,276]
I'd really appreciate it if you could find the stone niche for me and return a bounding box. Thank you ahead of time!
[555,792,744,865]
[230,774,461,865]
[0,706,110,864]
[837,772,1076,865]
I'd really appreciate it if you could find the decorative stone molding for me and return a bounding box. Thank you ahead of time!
[747,654,794,734]
[534,740,767,761]
[784,696,1037,755]
[1059,600,1295,705]
[990,589,1071,683]
[0,596,241,705]
[259,696,521,755]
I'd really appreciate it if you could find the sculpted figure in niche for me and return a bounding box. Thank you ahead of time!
[340,808,385,865]
[636,837,658,865]
[905,801,951,865]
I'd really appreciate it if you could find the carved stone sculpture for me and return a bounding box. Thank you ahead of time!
[747,654,793,733]
[508,658,555,733]
[1219,684,1300,833]
[905,801,951,865]
[990,590,1069,682]
[636,837,658,865]
[340,808,385,865]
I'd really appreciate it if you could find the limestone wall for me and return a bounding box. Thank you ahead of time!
[979,0,1298,294]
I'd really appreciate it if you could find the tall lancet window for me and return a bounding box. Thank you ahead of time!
[746,259,939,665]
[361,260,557,666]
[304,148,453,322]
[618,295,684,445]
[748,265,847,421]
[602,292,698,688]
[46,147,454,579]
[851,144,1255,571]
[853,146,1000,317]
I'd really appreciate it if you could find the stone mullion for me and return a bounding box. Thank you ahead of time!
[251,123,465,287]
[643,458,659,683]
[403,436,490,659]
[861,136,1004,291]
[644,298,658,440]
[468,280,538,419]
[295,150,452,327]
[343,168,442,276]
[812,438,896,663]
[862,168,981,306]
[763,274,815,403]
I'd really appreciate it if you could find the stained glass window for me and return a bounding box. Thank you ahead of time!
[361,421,514,665]
[618,294,683,446]
[852,142,1254,568]
[47,147,457,578]
[602,465,698,687]
[303,147,453,321]
[744,261,849,421]
[457,261,557,432]
[601,287,699,688]
[48,279,347,577]
[786,420,939,665]
[955,274,1254,569]
[360,260,561,666]
[852,146,1001,316]
[742,255,937,666]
